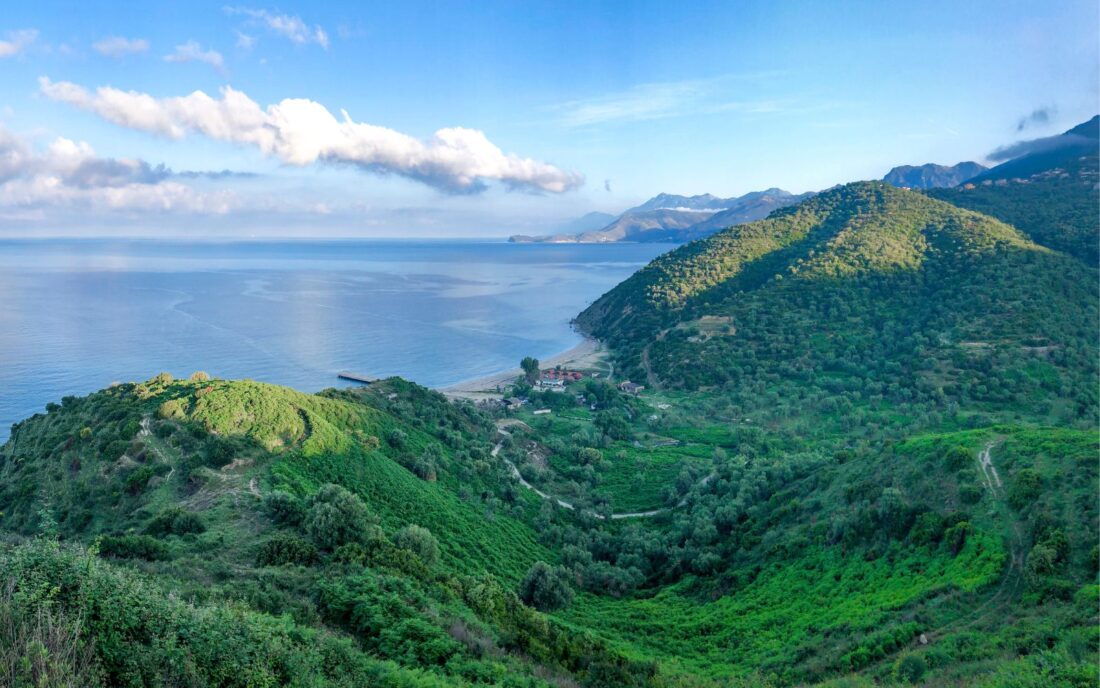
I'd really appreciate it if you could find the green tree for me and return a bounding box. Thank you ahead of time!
[304,484,379,550]
[518,561,574,611]
[520,357,540,385]
[392,525,440,567]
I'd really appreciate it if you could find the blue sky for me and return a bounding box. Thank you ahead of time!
[0,0,1096,237]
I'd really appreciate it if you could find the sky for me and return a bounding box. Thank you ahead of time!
[0,0,1096,238]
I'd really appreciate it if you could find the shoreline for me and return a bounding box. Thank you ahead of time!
[438,336,607,401]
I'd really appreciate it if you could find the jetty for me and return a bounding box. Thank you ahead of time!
[338,371,379,384]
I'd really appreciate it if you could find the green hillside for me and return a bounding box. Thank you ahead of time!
[2,181,1098,687]
[577,182,1097,426]
[927,148,1099,263]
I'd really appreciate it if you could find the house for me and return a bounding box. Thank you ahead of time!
[539,368,584,385]
[503,397,525,408]
[618,381,644,395]
[532,409,551,415]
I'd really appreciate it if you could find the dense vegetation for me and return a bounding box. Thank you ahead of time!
[2,135,1098,686]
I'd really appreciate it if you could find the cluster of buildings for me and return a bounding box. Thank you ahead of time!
[537,368,584,388]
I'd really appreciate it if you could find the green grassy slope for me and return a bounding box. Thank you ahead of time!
[577,183,1097,428]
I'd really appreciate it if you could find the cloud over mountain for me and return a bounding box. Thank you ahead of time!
[39,78,584,193]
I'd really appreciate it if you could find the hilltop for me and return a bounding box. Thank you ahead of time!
[577,181,1097,415]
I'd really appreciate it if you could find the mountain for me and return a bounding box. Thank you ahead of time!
[511,188,808,243]
[967,114,1098,184]
[882,161,987,188]
[675,189,815,240]
[624,192,733,213]
[578,181,1097,398]
[574,208,715,242]
[927,115,1099,262]
[556,210,618,234]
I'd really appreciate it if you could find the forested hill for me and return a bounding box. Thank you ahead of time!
[577,181,1097,419]
[926,118,1099,263]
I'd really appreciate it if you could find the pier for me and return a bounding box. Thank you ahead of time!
[338,371,379,384]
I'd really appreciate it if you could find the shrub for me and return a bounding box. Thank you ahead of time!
[124,466,155,495]
[944,520,971,555]
[157,399,187,421]
[304,484,379,550]
[1008,469,1043,510]
[98,535,168,561]
[255,534,318,567]
[386,429,407,449]
[518,561,574,611]
[262,490,306,526]
[894,653,927,683]
[942,445,972,471]
[958,484,983,504]
[144,508,205,537]
[0,585,103,688]
[189,371,211,382]
[391,525,440,567]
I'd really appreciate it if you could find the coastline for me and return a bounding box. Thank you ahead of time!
[439,336,608,401]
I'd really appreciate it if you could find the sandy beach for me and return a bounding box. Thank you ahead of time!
[439,336,609,401]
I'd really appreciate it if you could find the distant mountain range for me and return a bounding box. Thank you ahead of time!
[882,162,987,188]
[511,188,810,244]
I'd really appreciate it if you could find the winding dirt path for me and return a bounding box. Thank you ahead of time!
[492,421,714,520]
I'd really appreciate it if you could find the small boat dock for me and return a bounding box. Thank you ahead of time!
[338,371,379,384]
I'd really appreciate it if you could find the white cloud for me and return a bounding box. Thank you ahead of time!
[0,29,38,58]
[553,73,791,127]
[225,7,329,48]
[40,78,584,193]
[0,125,235,214]
[164,41,225,73]
[235,31,256,49]
[92,36,150,58]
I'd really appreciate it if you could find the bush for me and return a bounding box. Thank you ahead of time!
[386,429,407,449]
[391,525,440,567]
[263,490,306,526]
[894,653,927,683]
[144,508,205,537]
[1008,469,1043,510]
[98,535,169,561]
[0,586,103,688]
[189,371,211,382]
[124,465,155,495]
[518,561,574,611]
[958,484,983,504]
[255,534,318,567]
[304,484,379,551]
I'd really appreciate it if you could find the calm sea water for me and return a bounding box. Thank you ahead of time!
[0,239,671,441]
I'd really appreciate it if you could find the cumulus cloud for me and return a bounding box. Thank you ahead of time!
[164,41,225,73]
[225,7,329,48]
[93,36,150,57]
[39,78,584,193]
[0,29,38,58]
[0,126,235,214]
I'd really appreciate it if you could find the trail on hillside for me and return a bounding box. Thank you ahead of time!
[492,421,714,520]
[938,439,1025,636]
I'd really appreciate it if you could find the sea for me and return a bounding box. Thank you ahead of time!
[0,239,672,441]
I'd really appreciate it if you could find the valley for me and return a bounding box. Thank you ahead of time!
[0,118,1097,688]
